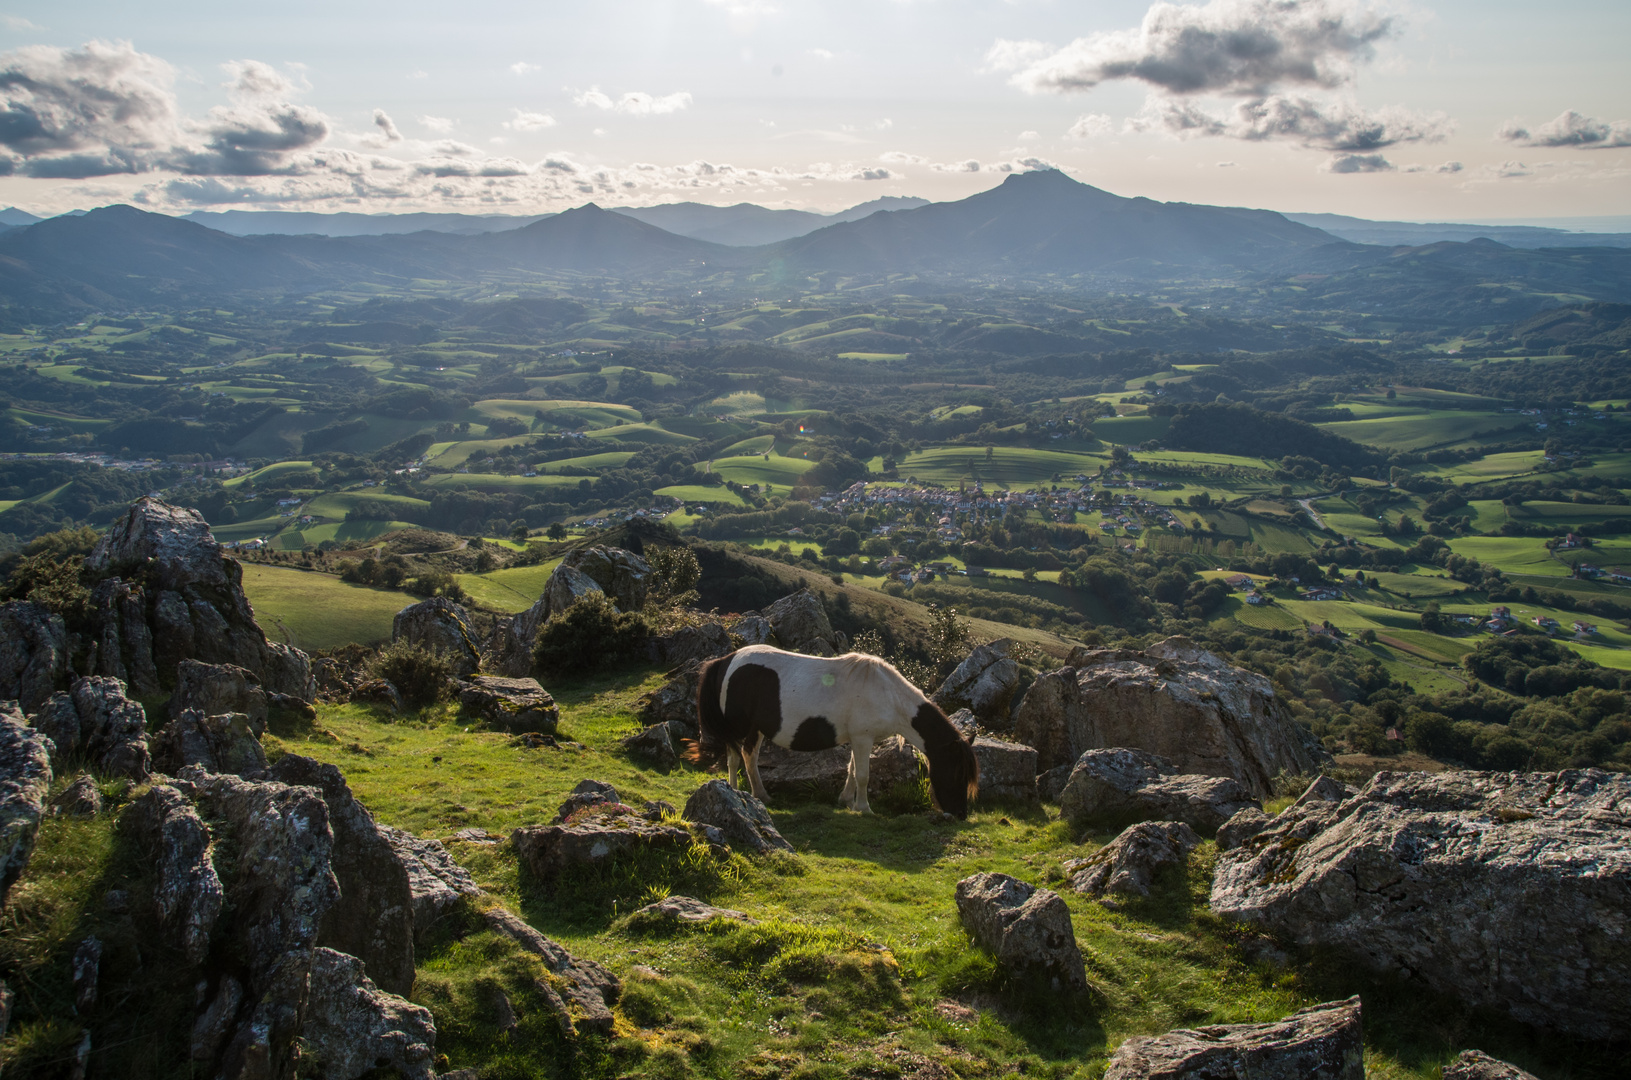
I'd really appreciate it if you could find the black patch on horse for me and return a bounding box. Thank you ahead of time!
[912,701,979,818]
[724,662,783,746]
[790,716,837,751]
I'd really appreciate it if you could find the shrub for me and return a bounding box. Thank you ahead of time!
[533,593,650,678]
[369,640,455,709]
[646,545,701,610]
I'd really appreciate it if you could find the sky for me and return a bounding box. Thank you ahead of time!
[0,0,1626,223]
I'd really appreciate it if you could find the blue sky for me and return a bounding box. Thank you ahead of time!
[0,0,1626,221]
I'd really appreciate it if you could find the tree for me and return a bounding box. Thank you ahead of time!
[547,522,567,541]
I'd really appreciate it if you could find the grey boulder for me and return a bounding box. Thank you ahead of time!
[303,948,437,1080]
[954,872,1086,994]
[482,906,621,1035]
[633,896,757,925]
[458,675,559,734]
[934,639,1021,725]
[168,660,268,732]
[0,703,53,909]
[1442,1050,1539,1080]
[621,723,680,767]
[969,736,1038,805]
[379,826,482,940]
[1211,768,1631,1041]
[69,676,151,781]
[0,601,67,713]
[683,780,793,855]
[1064,821,1201,899]
[392,597,482,678]
[652,622,734,667]
[636,660,705,729]
[1014,635,1326,799]
[49,774,102,818]
[151,710,267,777]
[1103,996,1363,1080]
[754,736,921,799]
[763,589,837,655]
[727,614,774,646]
[1058,747,1258,834]
[125,783,224,965]
[28,692,80,767]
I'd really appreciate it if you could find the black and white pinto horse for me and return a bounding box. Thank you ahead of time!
[689,645,980,817]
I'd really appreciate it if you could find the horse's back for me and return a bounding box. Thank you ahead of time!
[722,645,917,750]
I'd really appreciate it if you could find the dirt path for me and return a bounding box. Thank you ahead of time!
[1298,498,1329,530]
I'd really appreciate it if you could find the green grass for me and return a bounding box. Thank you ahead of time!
[655,485,750,507]
[539,452,638,472]
[1092,415,1170,444]
[584,423,699,446]
[699,453,816,488]
[420,473,584,494]
[240,564,408,649]
[222,460,317,489]
[883,446,1105,488]
[1316,411,1522,451]
[455,560,563,613]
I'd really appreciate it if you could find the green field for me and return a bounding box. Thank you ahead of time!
[419,473,583,494]
[699,453,817,487]
[472,398,642,428]
[1317,410,1521,451]
[455,560,563,612]
[883,446,1104,488]
[223,460,317,489]
[654,484,750,506]
[1093,415,1170,444]
[583,422,698,446]
[240,564,407,650]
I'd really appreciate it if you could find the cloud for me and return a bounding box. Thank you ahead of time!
[1018,129,1040,141]
[879,152,1057,175]
[510,61,540,76]
[1217,160,1236,167]
[372,109,402,142]
[1129,94,1449,152]
[222,58,298,99]
[855,166,893,180]
[2,16,45,31]
[992,0,1394,97]
[1436,160,1463,173]
[418,115,454,133]
[1324,152,1393,173]
[880,151,927,165]
[1066,113,1113,138]
[808,48,834,60]
[573,87,692,115]
[502,109,556,131]
[1499,110,1631,149]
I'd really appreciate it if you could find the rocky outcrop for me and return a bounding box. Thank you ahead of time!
[754,736,921,798]
[1013,636,1326,799]
[632,896,757,925]
[482,906,621,1036]
[491,547,651,676]
[28,692,80,767]
[303,948,436,1080]
[763,589,837,656]
[1058,748,1258,834]
[513,802,704,892]
[1103,997,1363,1080]
[554,779,621,823]
[969,736,1038,805]
[50,774,102,818]
[126,783,225,965]
[1064,821,1201,899]
[169,660,268,732]
[636,660,705,729]
[67,676,151,780]
[152,711,267,777]
[954,872,1086,994]
[934,640,1021,725]
[83,498,314,699]
[379,826,482,939]
[1211,769,1631,1041]
[728,614,774,646]
[267,755,416,999]
[1442,1050,1539,1080]
[458,675,559,734]
[391,597,482,678]
[621,723,679,767]
[683,780,793,856]
[0,703,53,910]
[652,622,733,667]
[1216,806,1274,851]
[0,601,68,713]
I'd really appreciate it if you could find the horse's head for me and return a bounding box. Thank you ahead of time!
[914,703,980,819]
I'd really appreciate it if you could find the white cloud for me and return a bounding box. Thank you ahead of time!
[1436,160,1463,173]
[408,69,428,80]
[1066,113,1113,138]
[808,48,834,60]
[573,88,693,116]
[510,61,540,75]
[1324,152,1393,173]
[1217,160,1236,167]
[372,109,402,142]
[418,115,454,133]
[992,0,1394,97]
[502,109,556,131]
[1499,110,1631,149]
[1018,129,1040,141]
[1129,94,1449,152]
[2,16,45,31]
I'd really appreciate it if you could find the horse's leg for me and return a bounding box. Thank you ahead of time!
[742,732,771,803]
[840,753,858,809]
[848,736,875,814]
[726,742,741,791]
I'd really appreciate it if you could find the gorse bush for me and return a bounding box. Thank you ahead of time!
[645,545,702,610]
[533,593,650,679]
[369,639,455,709]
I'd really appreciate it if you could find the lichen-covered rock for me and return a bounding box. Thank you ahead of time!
[621,723,679,767]
[50,774,102,818]
[1058,748,1259,834]
[1014,636,1327,799]
[763,589,836,656]
[555,779,619,822]
[1036,763,1073,804]
[490,548,652,677]
[267,755,416,999]
[954,872,1086,993]
[1103,996,1364,1080]
[392,597,482,678]
[1216,806,1274,851]
[970,736,1038,805]
[169,660,268,733]
[683,780,793,856]
[653,622,734,667]
[310,656,361,702]
[1211,769,1631,1041]
[84,498,314,699]
[0,601,67,713]
[514,803,699,892]
[935,639,1021,725]
[69,676,150,781]
[562,546,651,613]
[152,711,267,777]
[458,675,559,734]
[754,736,921,798]
[352,678,403,713]
[728,614,774,647]
[482,906,621,1035]
[303,948,436,1080]
[0,703,53,909]
[125,783,224,965]
[72,936,101,1013]
[636,660,704,729]
[179,767,340,1078]
[29,692,81,766]
[633,896,757,925]
[1064,821,1201,899]
[379,826,481,940]
[1442,1050,1539,1080]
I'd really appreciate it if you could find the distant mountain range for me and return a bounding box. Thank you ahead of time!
[1283,212,1631,250]
[0,171,1627,321]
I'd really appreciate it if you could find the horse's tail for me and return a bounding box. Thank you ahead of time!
[683,650,735,764]
[960,735,981,804]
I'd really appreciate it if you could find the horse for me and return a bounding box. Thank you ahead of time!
[686,644,980,817]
